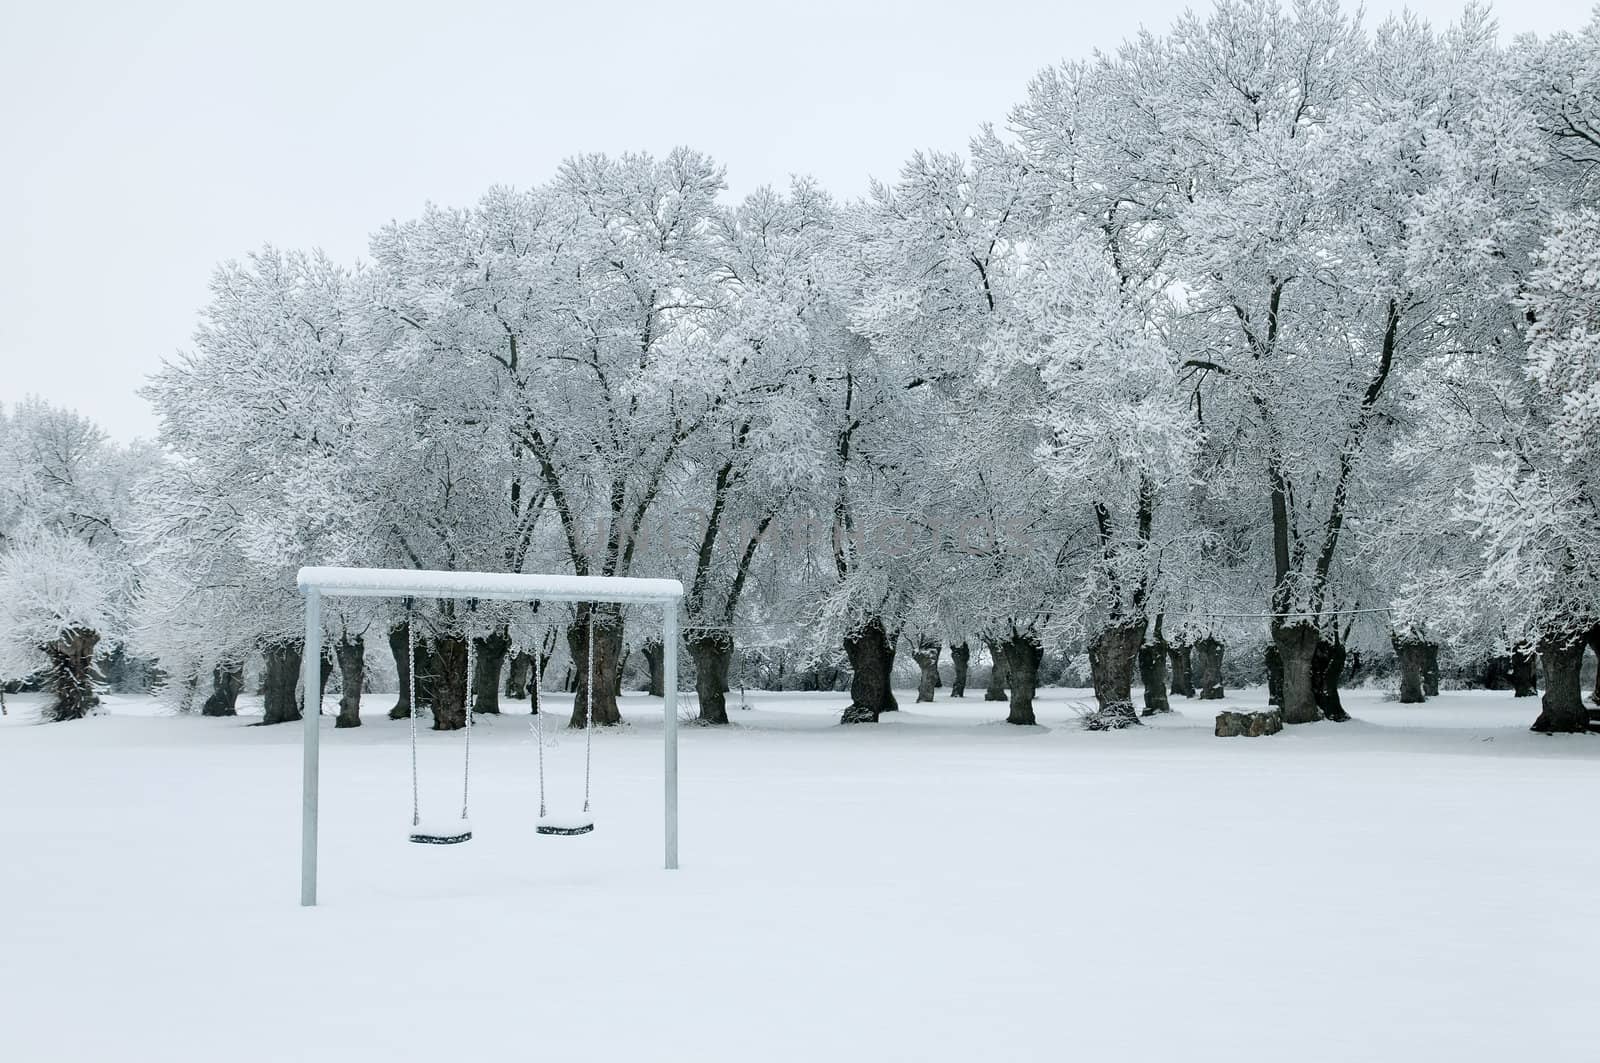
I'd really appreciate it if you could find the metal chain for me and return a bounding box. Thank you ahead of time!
[407,603,419,828]
[532,628,546,818]
[462,625,474,820]
[583,609,595,814]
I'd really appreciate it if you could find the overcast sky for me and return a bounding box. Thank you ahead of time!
[2,0,1589,442]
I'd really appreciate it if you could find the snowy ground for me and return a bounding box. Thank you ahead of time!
[2,685,1597,1062]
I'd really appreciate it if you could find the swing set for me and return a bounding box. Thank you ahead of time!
[295,566,684,907]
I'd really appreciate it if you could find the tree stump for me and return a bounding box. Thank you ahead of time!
[1214,710,1283,737]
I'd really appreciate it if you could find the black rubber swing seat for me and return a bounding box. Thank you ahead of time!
[536,815,594,836]
[409,821,473,845]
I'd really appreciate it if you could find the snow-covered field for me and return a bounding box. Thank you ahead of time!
[3,686,1597,1062]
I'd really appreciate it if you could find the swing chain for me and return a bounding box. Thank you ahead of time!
[406,598,419,829]
[583,608,595,813]
[532,626,546,819]
[462,623,475,820]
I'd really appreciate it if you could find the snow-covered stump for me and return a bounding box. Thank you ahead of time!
[1214,710,1283,737]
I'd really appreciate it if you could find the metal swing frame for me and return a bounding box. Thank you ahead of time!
[295,566,684,907]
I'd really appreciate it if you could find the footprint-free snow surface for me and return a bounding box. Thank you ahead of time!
[2,687,1595,1062]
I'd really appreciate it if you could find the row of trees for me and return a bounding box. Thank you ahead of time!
[4,1,1597,732]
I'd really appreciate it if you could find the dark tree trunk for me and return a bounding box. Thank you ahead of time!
[472,626,510,715]
[43,627,101,721]
[1001,634,1043,726]
[1265,645,1284,706]
[1138,641,1171,715]
[261,641,303,725]
[201,657,244,717]
[1087,621,1144,726]
[1589,625,1600,706]
[335,635,364,728]
[387,622,413,720]
[318,651,334,713]
[1194,637,1225,699]
[505,651,532,699]
[1393,636,1427,704]
[430,634,469,730]
[1274,623,1321,725]
[688,629,733,725]
[1422,642,1441,697]
[615,647,630,698]
[841,616,898,724]
[1312,638,1349,722]
[1481,655,1511,691]
[983,639,1008,702]
[641,639,665,698]
[1531,630,1589,733]
[568,604,623,727]
[949,642,970,697]
[911,640,940,703]
[1167,643,1195,698]
[1511,648,1538,697]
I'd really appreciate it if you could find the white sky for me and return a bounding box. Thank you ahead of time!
[2,0,1589,442]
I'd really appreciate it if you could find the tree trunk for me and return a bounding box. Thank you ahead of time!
[1138,641,1171,715]
[428,634,469,730]
[615,647,630,698]
[911,639,941,703]
[1589,625,1600,706]
[261,641,303,725]
[983,639,1007,702]
[1193,637,1225,700]
[641,639,665,697]
[1001,634,1043,726]
[1087,621,1144,726]
[1265,645,1284,706]
[201,657,244,717]
[1511,648,1539,697]
[335,635,364,728]
[569,604,623,727]
[949,642,970,697]
[505,651,532,700]
[471,627,510,715]
[688,629,733,725]
[1312,638,1349,722]
[1482,655,1511,691]
[387,622,413,720]
[1167,643,1195,698]
[1422,642,1441,697]
[1531,630,1589,734]
[841,616,898,723]
[43,627,101,721]
[1393,636,1427,704]
[1274,623,1321,725]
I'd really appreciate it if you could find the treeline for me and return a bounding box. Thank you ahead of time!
[3,1,1598,731]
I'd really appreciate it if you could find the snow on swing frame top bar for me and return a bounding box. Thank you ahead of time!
[296,566,684,606]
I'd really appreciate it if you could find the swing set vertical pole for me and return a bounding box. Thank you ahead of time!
[662,602,679,871]
[301,589,322,907]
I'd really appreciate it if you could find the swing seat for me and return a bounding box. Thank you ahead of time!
[536,814,594,836]
[409,819,473,845]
